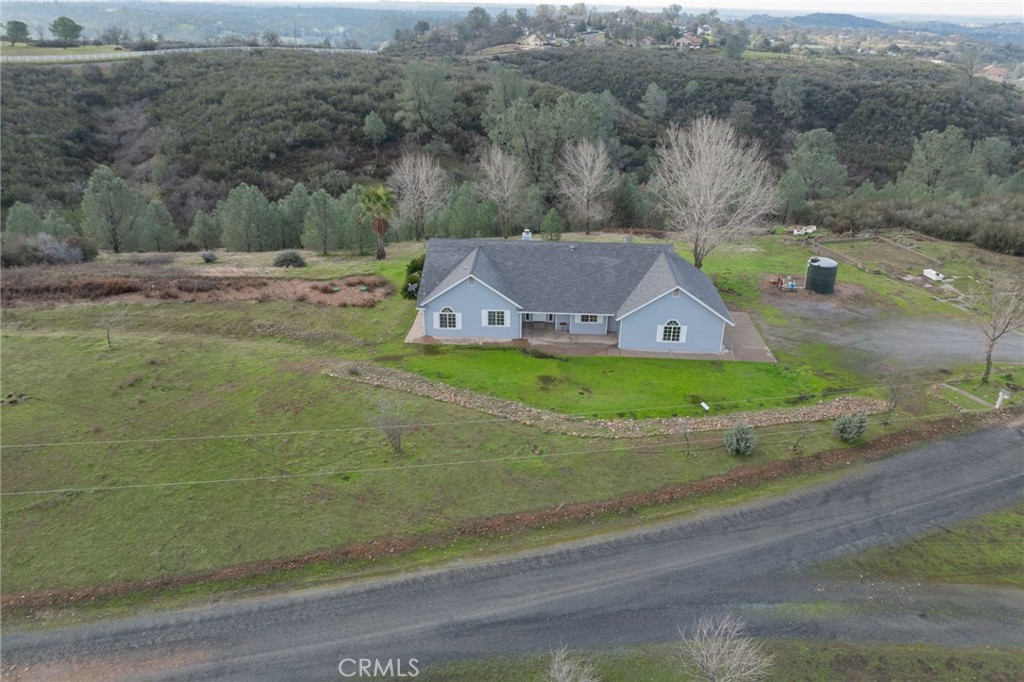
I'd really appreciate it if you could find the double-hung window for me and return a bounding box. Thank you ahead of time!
[482,310,510,327]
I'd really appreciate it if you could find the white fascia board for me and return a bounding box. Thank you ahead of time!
[615,287,735,326]
[420,276,522,309]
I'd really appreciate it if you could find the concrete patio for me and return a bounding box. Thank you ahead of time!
[405,311,775,362]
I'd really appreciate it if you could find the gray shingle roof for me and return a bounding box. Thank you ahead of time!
[417,238,733,324]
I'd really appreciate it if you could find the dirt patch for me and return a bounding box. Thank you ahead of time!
[2,411,1013,618]
[759,274,867,303]
[1,272,393,308]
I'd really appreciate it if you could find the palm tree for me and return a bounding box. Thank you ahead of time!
[358,185,397,260]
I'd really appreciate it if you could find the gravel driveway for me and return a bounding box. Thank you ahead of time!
[761,295,1023,371]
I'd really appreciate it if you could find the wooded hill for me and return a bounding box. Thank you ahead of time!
[1,47,1021,249]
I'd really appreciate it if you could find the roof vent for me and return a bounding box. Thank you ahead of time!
[521,229,532,241]
[568,244,576,251]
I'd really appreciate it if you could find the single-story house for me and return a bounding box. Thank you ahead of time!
[673,34,702,49]
[415,238,735,354]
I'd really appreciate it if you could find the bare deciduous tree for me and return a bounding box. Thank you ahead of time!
[555,139,618,235]
[98,307,130,349]
[966,275,1024,384]
[678,615,773,682]
[547,646,599,682]
[477,145,528,238]
[790,422,812,454]
[371,398,412,453]
[651,118,779,269]
[388,152,450,241]
[879,366,920,425]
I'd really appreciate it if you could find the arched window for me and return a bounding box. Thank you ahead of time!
[439,307,457,329]
[661,319,681,342]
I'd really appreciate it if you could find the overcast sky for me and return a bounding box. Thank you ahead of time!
[555,1,1018,17]
[294,0,1022,19]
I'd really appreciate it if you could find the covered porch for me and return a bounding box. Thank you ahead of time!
[405,311,774,362]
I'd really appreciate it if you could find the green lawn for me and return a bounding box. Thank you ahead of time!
[0,233,1009,603]
[823,504,1024,587]
[0,44,124,57]
[398,346,851,418]
[0,329,880,593]
[415,641,1023,681]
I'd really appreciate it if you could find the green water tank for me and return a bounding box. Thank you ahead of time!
[805,256,838,294]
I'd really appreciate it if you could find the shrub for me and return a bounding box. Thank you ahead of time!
[1,234,83,266]
[273,251,306,268]
[833,412,868,442]
[0,236,35,267]
[723,423,756,456]
[403,254,425,300]
[32,233,84,264]
[64,236,98,262]
[200,250,218,263]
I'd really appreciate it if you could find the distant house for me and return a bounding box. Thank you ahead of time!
[981,64,1009,82]
[673,34,702,49]
[519,33,546,49]
[414,238,735,354]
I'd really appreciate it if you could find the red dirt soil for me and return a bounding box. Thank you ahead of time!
[0,274,393,308]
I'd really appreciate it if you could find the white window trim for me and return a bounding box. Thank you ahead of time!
[482,309,511,328]
[576,314,600,324]
[434,307,462,331]
[655,321,687,343]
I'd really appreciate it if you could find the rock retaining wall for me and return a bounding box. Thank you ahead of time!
[325,361,888,438]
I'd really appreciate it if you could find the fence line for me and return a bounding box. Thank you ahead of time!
[1,45,376,63]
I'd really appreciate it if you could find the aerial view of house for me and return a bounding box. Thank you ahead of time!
[415,237,734,354]
[2,1,1022,679]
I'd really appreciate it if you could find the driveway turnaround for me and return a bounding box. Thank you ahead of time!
[3,424,1022,681]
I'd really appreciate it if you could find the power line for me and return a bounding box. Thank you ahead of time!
[0,409,987,497]
[2,376,957,451]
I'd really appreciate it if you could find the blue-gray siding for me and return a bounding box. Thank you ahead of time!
[617,291,726,353]
[421,280,522,339]
[568,315,610,334]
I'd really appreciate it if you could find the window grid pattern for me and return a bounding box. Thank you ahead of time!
[439,307,457,329]
[662,320,681,342]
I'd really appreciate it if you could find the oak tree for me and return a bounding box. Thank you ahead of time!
[651,118,778,269]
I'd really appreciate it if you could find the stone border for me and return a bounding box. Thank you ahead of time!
[324,361,888,438]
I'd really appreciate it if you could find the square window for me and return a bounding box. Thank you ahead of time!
[487,310,505,326]
[439,311,457,328]
[580,314,598,323]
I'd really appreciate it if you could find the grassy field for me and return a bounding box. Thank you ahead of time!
[1,232,1015,602]
[823,504,1024,587]
[414,641,1024,681]
[0,44,124,57]
[821,231,1018,300]
[0,328,888,593]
